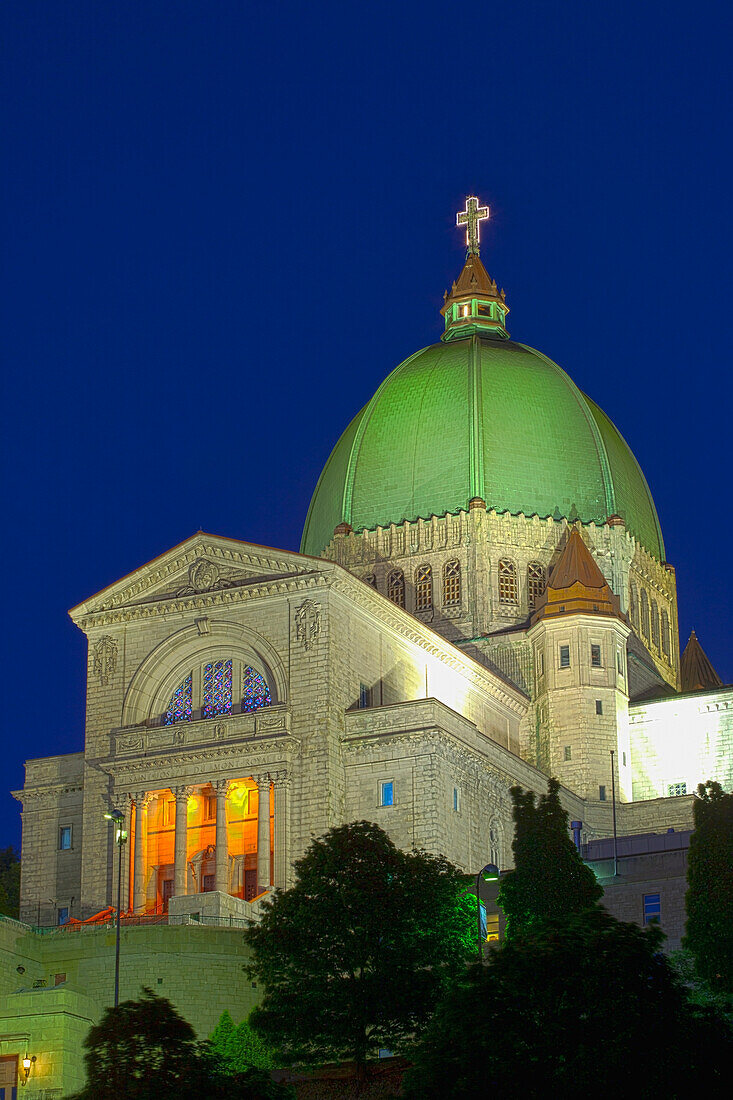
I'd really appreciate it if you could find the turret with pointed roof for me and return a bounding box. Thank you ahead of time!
[531,527,622,624]
[680,630,723,692]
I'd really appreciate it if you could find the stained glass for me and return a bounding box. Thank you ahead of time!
[242,666,271,712]
[203,660,233,718]
[165,674,192,725]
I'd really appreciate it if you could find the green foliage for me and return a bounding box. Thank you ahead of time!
[497,778,602,938]
[245,820,475,1068]
[404,907,733,1099]
[0,847,20,919]
[684,780,733,993]
[210,1009,277,1072]
[69,990,292,1100]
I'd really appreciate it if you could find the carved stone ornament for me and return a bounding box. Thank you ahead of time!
[176,558,236,596]
[295,599,321,651]
[93,635,118,686]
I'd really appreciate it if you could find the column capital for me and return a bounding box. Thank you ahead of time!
[132,791,151,806]
[254,773,272,790]
[213,778,231,796]
[173,785,195,802]
[271,770,290,789]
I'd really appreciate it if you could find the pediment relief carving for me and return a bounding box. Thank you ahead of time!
[72,536,325,618]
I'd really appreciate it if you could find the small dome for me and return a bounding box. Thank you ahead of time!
[301,334,664,561]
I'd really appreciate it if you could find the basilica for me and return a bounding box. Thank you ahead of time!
[3,199,732,1092]
[14,199,732,930]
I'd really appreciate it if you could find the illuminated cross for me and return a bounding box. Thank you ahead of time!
[457,196,490,255]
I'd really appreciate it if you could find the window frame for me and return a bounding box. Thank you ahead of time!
[559,644,571,669]
[387,569,405,608]
[498,559,518,605]
[527,561,546,611]
[415,565,433,612]
[595,699,603,715]
[443,559,461,607]
[163,657,273,725]
[58,825,73,851]
[379,780,394,807]
[591,644,602,668]
[643,893,661,925]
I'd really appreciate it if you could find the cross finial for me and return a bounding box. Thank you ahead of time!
[457,196,490,255]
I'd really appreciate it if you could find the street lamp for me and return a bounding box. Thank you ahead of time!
[104,808,127,1007]
[475,863,500,963]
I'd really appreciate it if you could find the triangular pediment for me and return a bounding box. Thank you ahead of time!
[69,532,329,620]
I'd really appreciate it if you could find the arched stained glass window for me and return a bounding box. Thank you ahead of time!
[443,560,461,606]
[363,574,377,589]
[203,660,233,718]
[387,569,405,607]
[415,565,433,611]
[661,610,671,659]
[640,590,650,640]
[165,674,192,725]
[242,666,271,712]
[651,599,660,649]
[527,562,546,610]
[498,559,517,604]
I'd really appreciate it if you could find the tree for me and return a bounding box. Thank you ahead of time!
[0,847,20,919]
[210,1009,277,1073]
[70,991,292,1100]
[497,778,602,938]
[245,821,475,1071]
[403,907,733,1099]
[684,780,733,993]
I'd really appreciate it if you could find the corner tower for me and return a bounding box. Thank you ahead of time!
[527,528,632,801]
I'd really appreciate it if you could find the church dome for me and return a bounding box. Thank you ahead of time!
[301,206,665,563]
[301,335,665,562]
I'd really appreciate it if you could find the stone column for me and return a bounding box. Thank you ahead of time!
[173,786,192,897]
[273,774,289,890]
[132,793,150,914]
[256,776,272,894]
[214,779,230,893]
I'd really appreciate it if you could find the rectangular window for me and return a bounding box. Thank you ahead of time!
[539,651,545,676]
[54,972,66,986]
[622,751,627,767]
[57,907,69,926]
[204,795,216,821]
[485,913,500,943]
[559,645,570,668]
[595,699,603,715]
[599,785,606,801]
[564,745,572,761]
[58,825,72,850]
[359,682,371,709]
[643,893,661,925]
[453,787,461,813]
[162,800,174,827]
[379,781,394,807]
[617,650,623,674]
[668,782,687,797]
[591,644,602,667]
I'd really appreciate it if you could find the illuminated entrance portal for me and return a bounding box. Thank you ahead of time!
[129,777,276,914]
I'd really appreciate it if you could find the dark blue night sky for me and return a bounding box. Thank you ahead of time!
[2,1,732,845]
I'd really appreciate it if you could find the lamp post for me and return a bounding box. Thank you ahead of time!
[475,863,500,963]
[104,808,127,1007]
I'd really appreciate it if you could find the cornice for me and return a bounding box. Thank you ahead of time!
[75,572,326,632]
[329,573,527,715]
[12,784,84,805]
[102,739,299,781]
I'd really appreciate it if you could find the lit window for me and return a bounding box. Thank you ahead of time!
[242,666,271,712]
[462,304,469,317]
[203,660,233,718]
[165,673,193,725]
[559,645,570,668]
[415,565,433,611]
[379,781,394,807]
[57,907,69,926]
[668,782,687,797]
[595,699,603,715]
[651,599,660,649]
[591,644,602,668]
[387,569,405,607]
[162,799,175,827]
[527,562,546,610]
[498,559,517,604]
[564,745,572,761]
[443,560,461,606]
[643,893,661,925]
[453,787,461,813]
[204,795,216,821]
[59,826,72,851]
[661,610,671,659]
[641,589,650,640]
[599,785,606,801]
[485,913,500,942]
[363,574,377,589]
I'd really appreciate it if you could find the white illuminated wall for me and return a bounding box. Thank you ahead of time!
[629,687,733,800]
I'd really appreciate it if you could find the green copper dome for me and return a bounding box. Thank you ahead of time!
[301,334,665,561]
